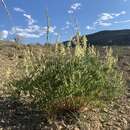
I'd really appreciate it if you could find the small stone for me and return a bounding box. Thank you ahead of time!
[106,121,113,126]
[119,110,125,114]
[58,125,64,130]
[122,118,128,128]
[92,108,100,112]
[114,122,121,127]
[103,108,108,113]
[74,127,80,130]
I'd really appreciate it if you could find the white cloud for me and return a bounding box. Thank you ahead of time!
[61,21,72,30]
[23,13,36,25]
[10,25,56,39]
[14,8,37,27]
[0,30,8,39]
[121,11,126,14]
[2,7,57,39]
[61,25,69,30]
[42,26,56,33]
[66,21,71,25]
[10,10,57,39]
[86,26,95,30]
[68,2,81,14]
[14,7,25,13]
[10,26,41,38]
[86,11,126,30]
[53,32,58,36]
[112,11,126,17]
[98,13,114,21]
[98,22,112,26]
[93,13,113,27]
[68,10,74,14]
[15,33,40,38]
[97,11,125,24]
[95,11,126,27]
[114,19,130,23]
[71,3,81,10]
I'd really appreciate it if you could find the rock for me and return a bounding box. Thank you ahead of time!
[114,122,121,127]
[119,110,126,114]
[103,108,108,113]
[106,121,113,126]
[58,125,64,130]
[74,127,80,130]
[122,118,128,128]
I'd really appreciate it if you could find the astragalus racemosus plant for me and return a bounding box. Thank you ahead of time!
[8,33,125,114]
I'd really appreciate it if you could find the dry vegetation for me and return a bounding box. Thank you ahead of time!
[0,36,130,130]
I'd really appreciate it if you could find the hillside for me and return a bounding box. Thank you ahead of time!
[87,29,130,46]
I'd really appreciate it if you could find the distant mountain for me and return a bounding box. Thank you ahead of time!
[87,29,130,46]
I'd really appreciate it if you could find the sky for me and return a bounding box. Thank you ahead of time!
[0,0,130,44]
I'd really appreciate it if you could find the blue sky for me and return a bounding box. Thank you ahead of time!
[0,0,130,43]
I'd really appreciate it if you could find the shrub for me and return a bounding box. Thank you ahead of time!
[8,37,125,114]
